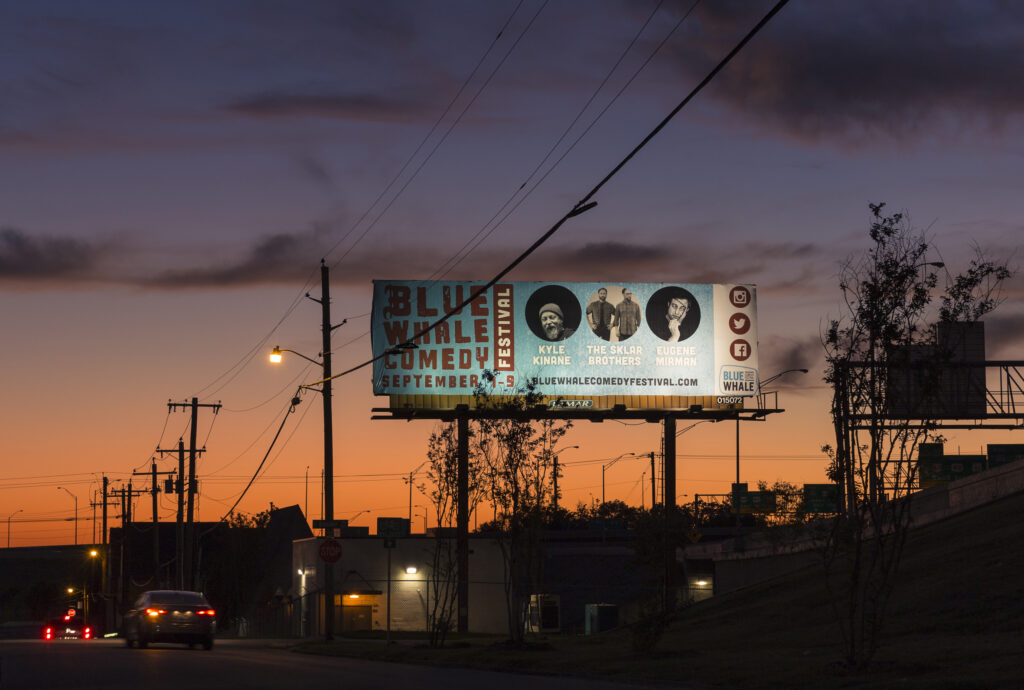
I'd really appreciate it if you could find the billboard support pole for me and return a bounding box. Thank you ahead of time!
[735,415,742,530]
[662,417,676,612]
[457,410,469,633]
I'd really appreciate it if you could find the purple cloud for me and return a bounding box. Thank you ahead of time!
[666,1,1024,144]
[0,227,101,281]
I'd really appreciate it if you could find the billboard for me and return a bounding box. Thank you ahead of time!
[371,281,758,408]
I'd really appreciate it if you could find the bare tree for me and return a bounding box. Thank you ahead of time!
[422,422,483,647]
[473,376,571,644]
[822,202,1011,669]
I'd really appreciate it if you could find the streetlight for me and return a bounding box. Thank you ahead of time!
[552,444,578,510]
[413,505,428,533]
[759,368,809,390]
[57,487,78,545]
[269,262,347,644]
[405,462,428,523]
[268,347,331,529]
[7,508,22,548]
[269,346,321,366]
[602,452,642,503]
[85,549,98,623]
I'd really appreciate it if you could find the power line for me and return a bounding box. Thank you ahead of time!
[185,5,531,414]
[323,1,539,272]
[217,390,302,521]
[313,0,791,388]
[434,0,696,280]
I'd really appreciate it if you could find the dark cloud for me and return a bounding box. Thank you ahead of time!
[296,153,334,187]
[223,92,431,123]
[0,225,834,293]
[361,236,834,291]
[571,241,664,263]
[0,227,101,280]
[758,334,823,385]
[148,228,333,287]
[669,1,1024,144]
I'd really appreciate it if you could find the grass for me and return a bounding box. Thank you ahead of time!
[295,491,1024,688]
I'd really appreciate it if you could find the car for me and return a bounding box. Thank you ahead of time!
[43,612,93,640]
[122,590,216,650]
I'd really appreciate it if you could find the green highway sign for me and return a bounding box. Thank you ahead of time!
[803,484,838,514]
[919,454,986,487]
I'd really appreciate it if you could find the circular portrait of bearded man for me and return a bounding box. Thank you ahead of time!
[525,285,581,342]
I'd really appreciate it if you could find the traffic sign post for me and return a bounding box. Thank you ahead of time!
[312,519,348,537]
[385,542,392,644]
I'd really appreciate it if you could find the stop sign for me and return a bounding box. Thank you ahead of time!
[319,538,342,563]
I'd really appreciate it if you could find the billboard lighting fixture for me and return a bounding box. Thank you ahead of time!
[386,342,419,356]
[688,405,703,413]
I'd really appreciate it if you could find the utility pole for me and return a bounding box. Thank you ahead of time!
[649,451,657,507]
[119,485,127,612]
[319,261,337,641]
[663,418,677,613]
[304,260,345,640]
[115,481,147,616]
[187,398,198,590]
[166,398,220,591]
[552,455,560,510]
[102,476,110,633]
[177,441,184,590]
[133,461,173,587]
[405,462,426,524]
[156,439,198,590]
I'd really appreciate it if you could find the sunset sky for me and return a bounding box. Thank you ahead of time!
[3,0,1024,546]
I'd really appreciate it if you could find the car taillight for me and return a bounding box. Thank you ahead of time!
[145,608,166,617]
[197,609,215,616]
[84,627,92,639]
[44,627,53,640]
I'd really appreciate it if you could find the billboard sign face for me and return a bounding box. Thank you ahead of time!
[371,281,758,401]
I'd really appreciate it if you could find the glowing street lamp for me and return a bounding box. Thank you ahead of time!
[269,346,321,366]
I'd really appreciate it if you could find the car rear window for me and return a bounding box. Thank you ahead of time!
[148,591,209,606]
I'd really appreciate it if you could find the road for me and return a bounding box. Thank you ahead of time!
[0,638,666,690]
